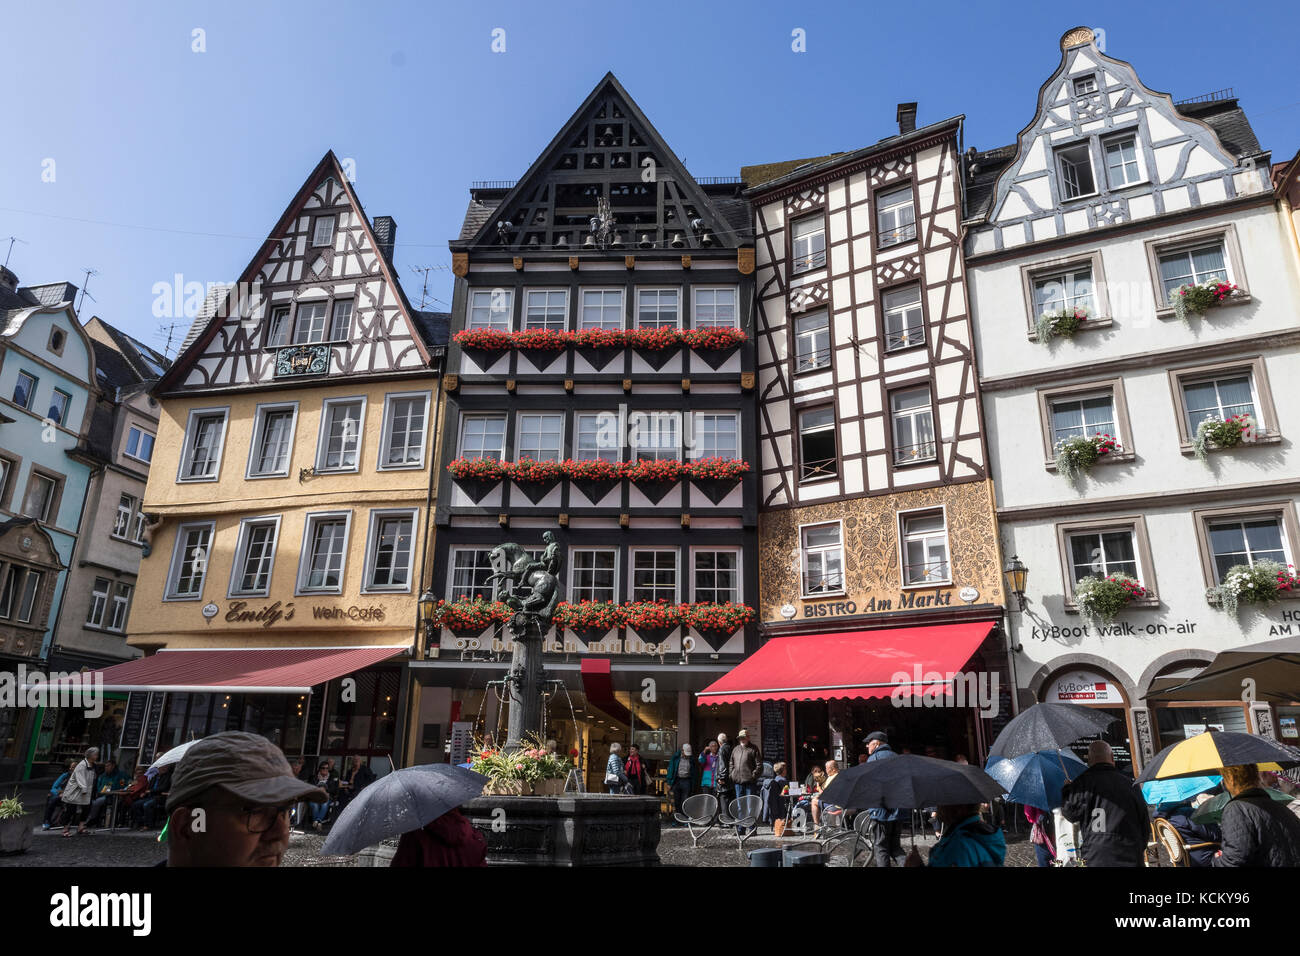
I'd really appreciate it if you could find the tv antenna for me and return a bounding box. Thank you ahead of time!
[155,321,188,359]
[1,237,25,269]
[75,268,99,314]
[408,264,450,310]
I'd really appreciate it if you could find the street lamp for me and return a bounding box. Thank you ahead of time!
[1003,555,1029,611]
[418,588,438,653]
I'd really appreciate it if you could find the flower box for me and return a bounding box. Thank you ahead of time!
[683,327,746,369]
[433,597,513,637]
[554,600,627,634]
[471,737,573,796]
[626,459,684,504]
[1035,307,1089,343]
[1192,414,1255,462]
[1073,574,1148,629]
[1171,280,1238,323]
[686,457,748,504]
[682,602,755,649]
[1053,433,1119,481]
[446,457,509,503]
[1207,560,1299,615]
[626,326,683,370]
[572,328,628,371]
[508,458,564,503]
[623,600,683,643]
[562,458,626,502]
[453,328,515,352]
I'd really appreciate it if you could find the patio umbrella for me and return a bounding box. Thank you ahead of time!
[820,754,1006,811]
[320,764,488,857]
[1191,787,1294,824]
[1150,636,1300,703]
[987,703,1118,760]
[1137,732,1300,784]
[1141,775,1220,806]
[984,749,1086,810]
[146,739,201,779]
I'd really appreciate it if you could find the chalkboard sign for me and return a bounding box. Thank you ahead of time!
[119,692,149,750]
[303,689,326,757]
[139,693,165,761]
[761,701,786,764]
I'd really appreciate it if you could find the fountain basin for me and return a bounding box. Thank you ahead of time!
[462,793,661,866]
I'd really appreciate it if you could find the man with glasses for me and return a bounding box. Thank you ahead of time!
[161,731,328,867]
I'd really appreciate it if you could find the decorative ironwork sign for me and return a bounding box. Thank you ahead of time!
[275,343,330,377]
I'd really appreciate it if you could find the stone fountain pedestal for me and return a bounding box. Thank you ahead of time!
[462,793,661,866]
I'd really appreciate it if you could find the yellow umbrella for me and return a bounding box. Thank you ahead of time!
[1137,731,1299,784]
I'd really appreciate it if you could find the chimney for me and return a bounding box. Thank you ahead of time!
[896,102,918,136]
[372,216,397,267]
[0,266,16,292]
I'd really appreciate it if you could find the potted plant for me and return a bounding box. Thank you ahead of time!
[562,457,626,502]
[573,327,627,371]
[446,456,509,503]
[683,326,747,369]
[1073,574,1148,629]
[0,792,30,855]
[470,737,572,796]
[1207,560,1299,615]
[1035,306,1089,344]
[1191,413,1255,462]
[512,328,573,372]
[507,458,564,504]
[623,600,683,644]
[1171,280,1238,323]
[685,457,749,504]
[554,599,626,644]
[626,458,684,504]
[1053,433,1119,481]
[432,597,514,638]
[681,602,756,650]
[626,326,683,371]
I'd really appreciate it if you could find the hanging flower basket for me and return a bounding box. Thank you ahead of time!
[1171,280,1238,323]
[1073,574,1148,629]
[563,458,626,502]
[446,457,509,503]
[1191,414,1255,462]
[573,328,628,371]
[1053,433,1119,481]
[623,600,683,643]
[507,458,564,503]
[453,328,514,352]
[685,458,748,504]
[626,326,682,370]
[683,327,746,369]
[626,458,684,504]
[1035,306,1089,343]
[1207,560,1299,615]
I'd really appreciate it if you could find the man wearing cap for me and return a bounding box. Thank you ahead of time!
[864,731,904,867]
[161,731,327,867]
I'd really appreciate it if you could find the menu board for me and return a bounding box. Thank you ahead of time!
[449,721,475,766]
[139,693,165,761]
[119,692,149,750]
[761,701,786,764]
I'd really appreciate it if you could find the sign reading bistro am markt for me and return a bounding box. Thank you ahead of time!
[211,601,388,627]
[800,587,978,618]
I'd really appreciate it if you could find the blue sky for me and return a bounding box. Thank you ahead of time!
[1,0,1294,353]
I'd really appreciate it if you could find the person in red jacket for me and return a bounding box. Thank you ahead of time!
[390,808,488,867]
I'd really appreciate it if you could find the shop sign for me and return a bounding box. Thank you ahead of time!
[311,606,387,622]
[802,588,955,618]
[1048,671,1124,704]
[1029,618,1199,641]
[220,601,388,627]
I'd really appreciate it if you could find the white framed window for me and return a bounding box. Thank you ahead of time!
[363,509,416,592]
[798,406,837,482]
[468,289,513,331]
[264,305,291,347]
[635,288,680,328]
[516,413,564,462]
[124,426,155,463]
[1073,74,1098,96]
[1050,392,1116,446]
[458,414,506,461]
[693,287,738,329]
[16,569,41,624]
[1056,144,1097,200]
[800,523,843,595]
[689,412,740,460]
[791,215,826,273]
[132,508,147,544]
[579,289,624,330]
[629,410,681,461]
[900,509,951,586]
[21,474,56,522]
[570,549,617,603]
[1207,517,1289,584]
[891,387,936,464]
[1033,266,1095,315]
[876,185,917,246]
[47,389,71,426]
[1067,528,1140,585]
[107,584,131,632]
[883,285,925,351]
[297,511,352,594]
[293,301,329,344]
[794,311,830,372]
[113,494,135,539]
[329,300,354,341]
[1103,135,1142,189]
[312,215,335,247]
[178,408,229,482]
[524,289,568,331]
[692,549,739,604]
[448,548,496,602]
[166,521,214,600]
[575,412,621,462]
[86,577,110,628]
[1182,374,1256,433]
[379,392,430,470]
[12,371,36,410]
[247,403,297,478]
[316,397,366,472]
[1157,242,1229,299]
[631,549,677,603]
[229,516,280,598]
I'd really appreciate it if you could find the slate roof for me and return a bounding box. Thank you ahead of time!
[93,319,170,382]
[1176,98,1262,160]
[411,310,451,351]
[23,282,78,307]
[458,197,502,241]
[962,145,1018,221]
[740,154,847,189]
[178,283,234,355]
[91,339,139,395]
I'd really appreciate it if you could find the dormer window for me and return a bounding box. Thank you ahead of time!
[1056,144,1097,200]
[1073,74,1098,96]
[312,216,335,247]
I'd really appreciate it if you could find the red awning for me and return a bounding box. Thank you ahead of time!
[696,622,995,705]
[52,645,408,694]
[580,658,634,726]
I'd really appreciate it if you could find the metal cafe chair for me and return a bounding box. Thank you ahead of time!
[673,793,719,848]
[728,795,764,848]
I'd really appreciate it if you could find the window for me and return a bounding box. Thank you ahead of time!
[571,549,616,603]
[329,300,354,341]
[801,523,843,595]
[798,407,837,482]
[1182,375,1255,433]
[794,311,830,372]
[125,426,155,463]
[48,327,66,356]
[0,458,10,502]
[1104,135,1142,188]
[380,394,429,469]
[1050,393,1116,445]
[877,185,917,246]
[516,413,564,462]
[293,302,329,344]
[632,550,677,603]
[1158,242,1228,299]
[629,411,680,461]
[891,387,936,464]
[299,513,350,593]
[579,290,624,330]
[47,389,71,426]
[179,410,227,481]
[365,511,415,591]
[449,548,495,602]
[248,404,296,477]
[1073,74,1097,96]
[0,566,19,618]
[132,508,147,544]
[21,474,56,522]
[883,285,925,351]
[167,523,214,599]
[317,399,364,472]
[901,511,951,585]
[230,518,279,597]
[86,577,110,628]
[791,215,826,273]
[265,306,291,347]
[635,289,679,328]
[693,550,738,604]
[575,412,620,462]
[468,289,512,331]
[312,216,335,247]
[458,415,506,461]
[12,371,36,410]
[1034,266,1095,316]
[16,569,41,623]
[1057,144,1097,199]
[1207,518,1288,583]
[113,494,135,539]
[524,290,567,331]
[690,412,739,460]
[1068,529,1139,584]
[694,288,738,329]
[107,584,131,632]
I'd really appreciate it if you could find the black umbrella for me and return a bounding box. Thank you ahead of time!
[820,754,1006,811]
[987,703,1117,759]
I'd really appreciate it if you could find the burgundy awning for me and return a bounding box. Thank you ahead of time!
[580,658,634,726]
